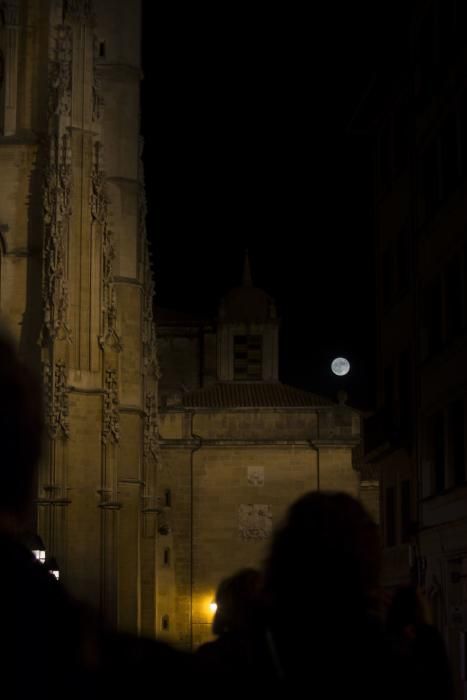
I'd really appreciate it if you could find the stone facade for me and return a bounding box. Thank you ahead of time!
[358,6,467,696]
[0,0,159,636]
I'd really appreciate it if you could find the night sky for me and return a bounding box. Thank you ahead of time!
[141,3,405,409]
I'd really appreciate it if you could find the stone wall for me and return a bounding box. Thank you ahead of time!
[0,0,158,635]
[159,405,360,649]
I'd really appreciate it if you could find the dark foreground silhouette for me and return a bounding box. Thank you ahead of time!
[0,330,452,698]
[198,492,454,699]
[0,331,194,698]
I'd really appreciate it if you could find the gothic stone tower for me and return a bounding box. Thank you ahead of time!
[0,0,159,636]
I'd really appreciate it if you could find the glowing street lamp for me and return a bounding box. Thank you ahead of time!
[28,534,46,564]
[46,557,60,580]
[209,601,218,614]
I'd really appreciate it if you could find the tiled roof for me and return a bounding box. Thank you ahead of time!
[182,382,333,409]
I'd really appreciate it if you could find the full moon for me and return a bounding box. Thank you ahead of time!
[331,357,350,376]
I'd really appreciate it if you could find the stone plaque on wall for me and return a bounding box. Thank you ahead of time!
[247,466,264,486]
[239,504,272,540]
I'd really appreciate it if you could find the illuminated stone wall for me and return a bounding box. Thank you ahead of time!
[159,405,361,650]
[0,0,159,636]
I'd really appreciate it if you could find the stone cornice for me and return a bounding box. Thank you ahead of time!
[311,438,360,449]
[160,438,314,448]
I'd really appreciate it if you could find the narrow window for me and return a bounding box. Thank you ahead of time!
[163,547,171,567]
[99,41,106,58]
[164,489,171,508]
[161,615,169,631]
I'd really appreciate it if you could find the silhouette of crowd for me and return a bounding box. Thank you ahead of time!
[0,330,453,698]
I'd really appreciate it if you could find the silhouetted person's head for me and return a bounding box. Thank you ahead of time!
[263,491,380,626]
[0,328,43,529]
[212,568,262,636]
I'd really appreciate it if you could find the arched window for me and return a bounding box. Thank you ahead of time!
[163,547,170,566]
[164,488,171,508]
[161,615,169,632]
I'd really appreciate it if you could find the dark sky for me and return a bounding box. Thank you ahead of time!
[141,3,403,409]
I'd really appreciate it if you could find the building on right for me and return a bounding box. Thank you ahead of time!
[355,4,467,697]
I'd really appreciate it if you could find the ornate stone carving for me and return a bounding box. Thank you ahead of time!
[42,130,72,341]
[142,252,159,378]
[41,17,74,343]
[90,141,107,225]
[49,24,72,117]
[144,391,160,466]
[139,139,160,519]
[138,139,159,378]
[91,142,121,350]
[102,368,119,445]
[44,360,70,439]
[140,391,160,513]
[238,504,272,540]
[247,466,264,487]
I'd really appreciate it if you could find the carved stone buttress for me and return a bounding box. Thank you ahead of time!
[139,139,159,379]
[44,360,70,440]
[91,142,121,351]
[102,367,120,446]
[42,22,72,342]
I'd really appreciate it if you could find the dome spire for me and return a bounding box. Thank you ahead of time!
[242,249,253,287]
